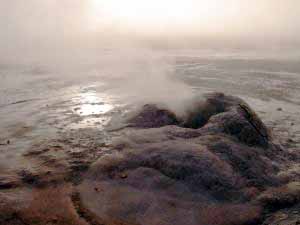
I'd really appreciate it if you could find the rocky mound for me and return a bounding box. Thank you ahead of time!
[128,93,271,148]
[78,93,291,225]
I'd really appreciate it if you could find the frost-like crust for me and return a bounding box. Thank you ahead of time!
[79,93,283,225]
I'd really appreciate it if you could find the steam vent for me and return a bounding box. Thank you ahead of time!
[75,93,300,225]
[1,93,299,225]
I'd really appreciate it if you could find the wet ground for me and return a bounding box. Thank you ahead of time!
[0,49,300,224]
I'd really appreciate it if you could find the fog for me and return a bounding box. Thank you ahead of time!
[1,0,299,112]
[1,0,300,58]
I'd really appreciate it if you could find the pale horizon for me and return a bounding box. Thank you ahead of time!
[1,0,300,53]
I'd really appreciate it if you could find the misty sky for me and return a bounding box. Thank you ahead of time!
[1,0,300,52]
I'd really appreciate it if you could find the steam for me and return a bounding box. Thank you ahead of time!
[1,45,196,116]
[2,0,300,116]
[96,48,196,116]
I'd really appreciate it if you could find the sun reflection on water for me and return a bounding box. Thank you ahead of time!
[73,92,114,116]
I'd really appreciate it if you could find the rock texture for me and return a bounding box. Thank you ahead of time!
[1,93,299,225]
[128,104,179,128]
[128,93,271,148]
[78,93,295,225]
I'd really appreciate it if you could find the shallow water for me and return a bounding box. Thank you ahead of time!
[0,49,300,173]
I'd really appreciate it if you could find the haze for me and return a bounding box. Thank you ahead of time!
[1,0,300,60]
